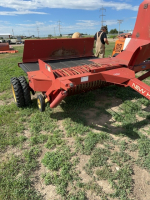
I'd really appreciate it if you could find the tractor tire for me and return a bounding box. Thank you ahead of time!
[37,95,45,112]
[11,77,25,107]
[18,76,31,106]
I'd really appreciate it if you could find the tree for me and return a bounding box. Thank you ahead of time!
[109,29,118,34]
[105,25,108,34]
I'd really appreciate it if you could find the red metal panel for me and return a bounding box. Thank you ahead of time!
[100,68,135,84]
[23,38,94,63]
[128,78,150,100]
[116,0,150,66]
[27,70,52,91]
[38,59,55,81]
[90,57,127,66]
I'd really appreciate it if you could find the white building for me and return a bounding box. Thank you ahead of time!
[0,33,11,39]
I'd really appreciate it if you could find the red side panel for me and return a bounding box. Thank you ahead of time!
[132,0,150,41]
[128,78,150,100]
[23,38,94,63]
[116,0,150,66]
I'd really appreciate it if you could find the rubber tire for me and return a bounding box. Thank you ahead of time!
[37,95,45,112]
[11,77,25,107]
[18,76,31,106]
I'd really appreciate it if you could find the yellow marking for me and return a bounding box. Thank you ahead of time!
[87,65,94,69]
[71,68,80,74]
[11,84,16,102]
[61,69,70,76]
[81,66,89,72]
[37,99,41,109]
[45,98,49,103]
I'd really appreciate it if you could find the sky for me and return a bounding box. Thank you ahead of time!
[0,0,143,37]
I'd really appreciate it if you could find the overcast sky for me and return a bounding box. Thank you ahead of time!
[0,0,142,37]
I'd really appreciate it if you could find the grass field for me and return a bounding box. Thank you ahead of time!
[1,42,150,200]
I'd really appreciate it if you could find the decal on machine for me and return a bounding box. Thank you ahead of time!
[132,83,150,99]
[132,83,146,94]
[113,73,120,76]
[81,76,89,82]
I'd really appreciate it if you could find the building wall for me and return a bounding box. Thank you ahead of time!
[0,35,11,39]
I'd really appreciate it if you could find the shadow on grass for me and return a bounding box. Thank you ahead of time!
[49,85,150,140]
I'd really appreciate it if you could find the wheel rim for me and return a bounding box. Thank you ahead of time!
[37,99,41,109]
[11,84,16,102]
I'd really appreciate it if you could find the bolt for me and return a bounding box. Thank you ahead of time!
[70,83,74,87]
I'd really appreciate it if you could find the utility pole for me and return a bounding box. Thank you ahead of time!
[57,20,61,36]
[12,29,14,37]
[37,26,39,38]
[54,27,56,36]
[99,6,106,27]
[117,20,123,35]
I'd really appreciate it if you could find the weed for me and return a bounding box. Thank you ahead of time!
[30,134,48,145]
[23,146,41,172]
[111,151,131,167]
[109,165,133,199]
[96,165,112,180]
[84,181,107,198]
[138,136,150,157]
[29,110,57,134]
[66,191,87,200]
[42,146,81,197]
[84,148,111,176]
[129,143,138,152]
[63,117,89,137]
[119,140,127,151]
[45,131,65,149]
[76,131,110,155]
[0,152,42,199]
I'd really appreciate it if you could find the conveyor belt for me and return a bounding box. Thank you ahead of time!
[19,57,97,73]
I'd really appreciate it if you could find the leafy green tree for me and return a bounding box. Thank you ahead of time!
[105,25,108,34]
[109,28,118,34]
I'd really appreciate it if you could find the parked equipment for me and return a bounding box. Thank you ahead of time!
[112,33,132,57]
[0,43,18,54]
[11,0,150,111]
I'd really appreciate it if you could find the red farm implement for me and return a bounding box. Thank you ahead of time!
[0,43,18,54]
[11,0,150,111]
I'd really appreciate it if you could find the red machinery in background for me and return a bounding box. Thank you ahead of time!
[112,33,132,57]
[11,0,150,111]
[0,43,18,54]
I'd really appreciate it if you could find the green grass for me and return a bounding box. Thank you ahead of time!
[1,42,150,199]
[0,147,42,200]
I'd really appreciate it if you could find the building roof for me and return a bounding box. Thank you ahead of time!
[0,33,11,35]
